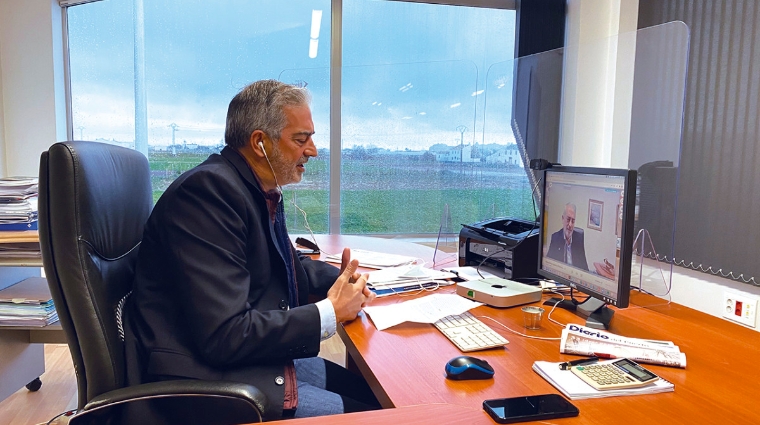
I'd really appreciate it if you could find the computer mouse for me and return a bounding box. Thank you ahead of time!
[445,355,495,380]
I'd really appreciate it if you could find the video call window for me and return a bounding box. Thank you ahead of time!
[540,170,627,302]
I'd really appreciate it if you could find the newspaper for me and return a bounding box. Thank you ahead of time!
[559,324,687,368]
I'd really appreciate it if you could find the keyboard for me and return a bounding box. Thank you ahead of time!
[433,311,509,352]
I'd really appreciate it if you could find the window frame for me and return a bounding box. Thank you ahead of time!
[328,1,519,233]
[60,0,542,236]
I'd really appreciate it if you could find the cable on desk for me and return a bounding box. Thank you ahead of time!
[474,246,507,279]
[368,259,455,298]
[43,409,76,425]
[475,288,571,341]
[545,289,569,327]
[477,315,561,341]
[392,278,442,297]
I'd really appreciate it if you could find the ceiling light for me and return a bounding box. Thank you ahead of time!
[311,10,322,39]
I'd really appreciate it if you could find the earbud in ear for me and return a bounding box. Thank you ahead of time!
[258,141,265,152]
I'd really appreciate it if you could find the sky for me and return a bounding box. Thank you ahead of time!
[67,0,517,150]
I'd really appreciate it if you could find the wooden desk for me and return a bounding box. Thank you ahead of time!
[307,234,444,266]
[312,235,760,424]
[267,403,494,425]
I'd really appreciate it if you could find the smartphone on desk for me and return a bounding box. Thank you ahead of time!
[483,394,579,424]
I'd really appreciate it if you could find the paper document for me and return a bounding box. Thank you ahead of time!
[439,266,499,281]
[0,277,57,327]
[324,249,417,269]
[362,293,482,330]
[0,177,38,198]
[366,265,456,296]
[532,360,674,400]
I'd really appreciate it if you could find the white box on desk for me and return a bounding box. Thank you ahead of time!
[456,277,542,308]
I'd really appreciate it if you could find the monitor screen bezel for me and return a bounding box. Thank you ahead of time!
[536,165,637,309]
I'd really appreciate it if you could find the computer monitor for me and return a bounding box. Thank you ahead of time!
[537,166,637,330]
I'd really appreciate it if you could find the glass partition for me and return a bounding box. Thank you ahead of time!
[508,22,689,299]
[626,23,689,300]
[280,21,688,272]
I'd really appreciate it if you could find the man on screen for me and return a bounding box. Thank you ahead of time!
[546,203,589,271]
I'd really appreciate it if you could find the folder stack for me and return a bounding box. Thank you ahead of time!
[0,277,58,327]
[365,264,457,296]
[0,177,38,231]
[0,230,41,260]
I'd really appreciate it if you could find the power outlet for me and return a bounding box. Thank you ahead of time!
[722,292,758,328]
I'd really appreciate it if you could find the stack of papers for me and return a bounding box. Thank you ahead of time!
[0,300,57,326]
[0,177,38,230]
[532,360,674,400]
[0,231,41,259]
[362,293,482,330]
[324,249,418,269]
[0,177,37,198]
[0,277,58,327]
[366,265,456,296]
[439,266,499,281]
[0,242,41,259]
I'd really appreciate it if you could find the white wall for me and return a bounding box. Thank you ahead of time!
[0,0,66,177]
[564,0,760,331]
[561,0,639,168]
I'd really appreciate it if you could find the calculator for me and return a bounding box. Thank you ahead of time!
[571,358,659,390]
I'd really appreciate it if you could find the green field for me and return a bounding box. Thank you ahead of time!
[149,152,535,234]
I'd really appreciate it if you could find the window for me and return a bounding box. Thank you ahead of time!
[66,0,525,236]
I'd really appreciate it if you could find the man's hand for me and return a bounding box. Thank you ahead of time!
[327,248,375,323]
[339,247,362,283]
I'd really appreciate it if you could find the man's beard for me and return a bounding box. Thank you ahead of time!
[269,143,306,186]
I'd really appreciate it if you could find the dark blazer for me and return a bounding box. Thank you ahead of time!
[123,147,339,420]
[546,229,588,272]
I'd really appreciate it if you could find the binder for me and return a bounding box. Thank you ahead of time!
[0,277,57,327]
[0,221,38,231]
[0,277,51,304]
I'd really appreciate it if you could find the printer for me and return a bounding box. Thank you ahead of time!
[458,217,540,280]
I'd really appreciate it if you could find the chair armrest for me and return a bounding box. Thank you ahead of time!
[71,380,268,425]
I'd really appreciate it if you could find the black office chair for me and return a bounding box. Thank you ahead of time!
[39,141,268,425]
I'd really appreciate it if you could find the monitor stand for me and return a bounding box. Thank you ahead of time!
[544,296,614,330]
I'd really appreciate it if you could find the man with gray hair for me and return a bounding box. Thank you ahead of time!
[124,80,380,421]
[546,203,589,271]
